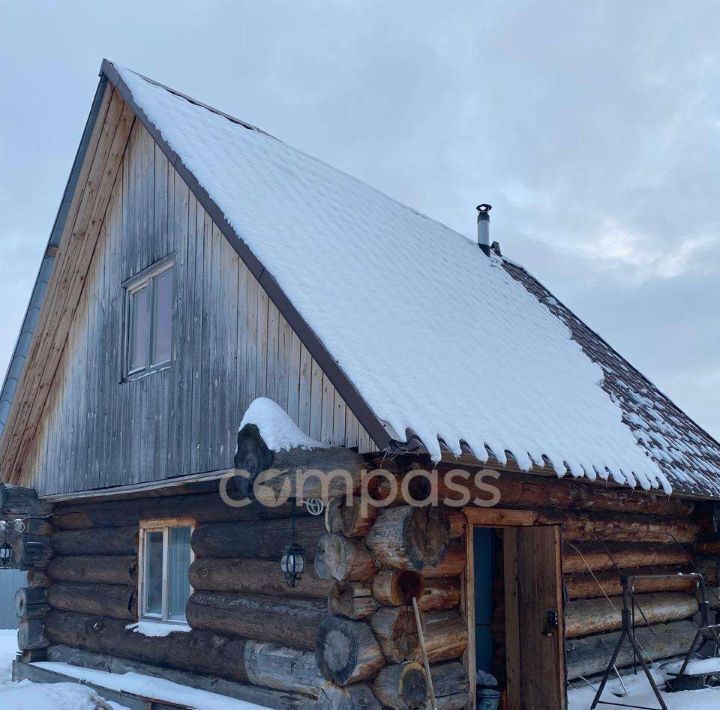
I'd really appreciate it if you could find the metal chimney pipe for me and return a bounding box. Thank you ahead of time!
[476,203,492,255]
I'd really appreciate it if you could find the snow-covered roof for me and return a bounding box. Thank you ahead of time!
[105,61,720,498]
[511,262,720,498]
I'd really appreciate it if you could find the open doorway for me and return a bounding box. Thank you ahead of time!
[466,520,565,710]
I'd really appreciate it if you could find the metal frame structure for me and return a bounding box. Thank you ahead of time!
[590,572,711,710]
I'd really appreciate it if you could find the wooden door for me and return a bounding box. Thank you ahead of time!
[504,526,565,710]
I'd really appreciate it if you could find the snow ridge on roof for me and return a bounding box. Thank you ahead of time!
[115,63,670,493]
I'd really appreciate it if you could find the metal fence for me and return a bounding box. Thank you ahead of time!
[0,569,24,628]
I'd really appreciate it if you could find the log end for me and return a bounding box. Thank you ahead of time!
[235,423,275,476]
[405,507,451,570]
[315,533,376,582]
[372,570,425,607]
[374,662,428,710]
[318,682,382,710]
[395,572,425,605]
[316,617,384,685]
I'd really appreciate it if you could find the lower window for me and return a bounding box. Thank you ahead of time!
[139,521,193,623]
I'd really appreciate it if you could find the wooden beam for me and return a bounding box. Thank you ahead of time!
[566,620,698,679]
[48,555,137,585]
[189,557,332,599]
[464,507,698,542]
[0,484,51,517]
[435,464,695,514]
[564,564,696,600]
[366,506,450,571]
[464,508,537,527]
[25,647,318,709]
[462,520,476,709]
[315,616,385,685]
[186,591,327,649]
[562,542,689,574]
[565,592,698,638]
[503,528,521,710]
[191,516,325,560]
[41,467,236,502]
[47,581,137,620]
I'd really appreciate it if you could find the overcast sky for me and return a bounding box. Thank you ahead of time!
[1,1,718,439]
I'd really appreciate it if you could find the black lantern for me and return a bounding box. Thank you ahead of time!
[281,542,305,587]
[0,543,12,569]
[0,520,11,569]
[280,505,305,587]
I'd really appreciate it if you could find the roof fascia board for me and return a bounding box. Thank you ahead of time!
[0,75,110,443]
[100,59,392,451]
[40,466,236,502]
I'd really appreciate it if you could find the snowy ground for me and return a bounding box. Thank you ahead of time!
[568,658,720,709]
[0,629,266,709]
[0,629,122,709]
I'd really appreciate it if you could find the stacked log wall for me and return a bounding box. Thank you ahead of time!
[0,485,54,661]
[560,505,719,682]
[28,472,720,706]
[393,466,716,691]
[43,492,333,707]
[372,464,713,688]
[43,489,470,708]
[313,501,470,709]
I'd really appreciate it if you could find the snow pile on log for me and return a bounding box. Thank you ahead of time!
[125,621,191,638]
[116,63,668,493]
[239,397,327,452]
[35,661,266,709]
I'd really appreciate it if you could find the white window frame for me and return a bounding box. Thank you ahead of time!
[138,518,195,624]
[123,257,175,380]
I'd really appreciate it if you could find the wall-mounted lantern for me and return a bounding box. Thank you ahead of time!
[280,505,305,588]
[0,520,13,569]
[281,541,305,587]
[0,543,12,569]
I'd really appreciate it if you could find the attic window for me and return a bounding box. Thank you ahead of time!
[124,259,174,378]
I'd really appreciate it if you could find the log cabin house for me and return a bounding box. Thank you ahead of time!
[1,59,720,709]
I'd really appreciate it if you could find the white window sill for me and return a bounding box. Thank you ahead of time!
[125,620,191,638]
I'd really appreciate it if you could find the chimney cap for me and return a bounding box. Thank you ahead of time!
[476,203,492,214]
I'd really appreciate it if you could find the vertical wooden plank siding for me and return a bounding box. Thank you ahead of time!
[463,522,477,709]
[298,344,312,434]
[516,526,565,709]
[23,121,376,495]
[503,529,521,710]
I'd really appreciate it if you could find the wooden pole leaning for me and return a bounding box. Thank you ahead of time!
[412,596,437,710]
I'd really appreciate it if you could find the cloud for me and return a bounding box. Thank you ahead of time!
[556,223,718,283]
[0,0,718,439]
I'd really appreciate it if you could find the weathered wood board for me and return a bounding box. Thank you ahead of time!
[20,118,375,495]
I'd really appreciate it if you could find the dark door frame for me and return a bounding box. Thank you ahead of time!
[462,507,566,710]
